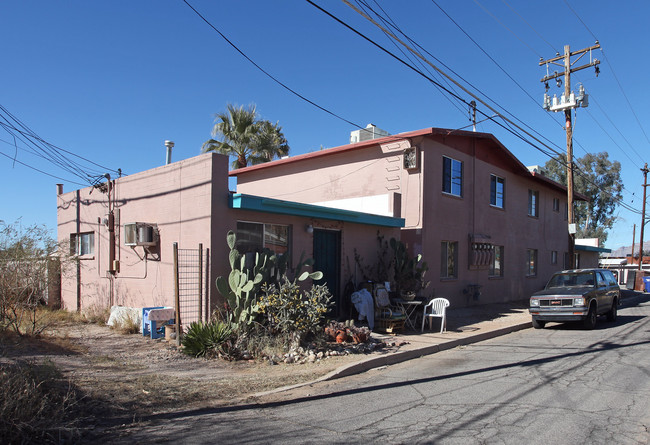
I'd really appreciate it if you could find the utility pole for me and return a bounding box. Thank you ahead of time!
[540,42,600,268]
[631,224,636,260]
[469,101,477,132]
[639,163,649,271]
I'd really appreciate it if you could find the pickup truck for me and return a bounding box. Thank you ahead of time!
[529,268,620,330]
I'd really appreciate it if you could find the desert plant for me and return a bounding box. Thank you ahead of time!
[390,238,429,295]
[215,231,323,332]
[182,320,236,358]
[259,278,332,348]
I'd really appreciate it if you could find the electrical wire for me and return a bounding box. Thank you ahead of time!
[0,103,121,186]
[328,0,641,217]
[471,0,643,208]
[562,0,650,156]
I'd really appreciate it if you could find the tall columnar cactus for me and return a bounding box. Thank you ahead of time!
[390,237,429,295]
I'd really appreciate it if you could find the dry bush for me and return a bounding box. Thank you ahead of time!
[83,304,111,325]
[0,361,83,444]
[111,311,140,335]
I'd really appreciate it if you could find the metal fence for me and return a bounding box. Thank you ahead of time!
[175,244,207,329]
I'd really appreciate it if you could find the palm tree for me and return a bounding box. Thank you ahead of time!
[202,104,289,169]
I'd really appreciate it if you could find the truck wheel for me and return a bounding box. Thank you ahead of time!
[583,305,597,330]
[606,299,618,322]
[532,318,545,329]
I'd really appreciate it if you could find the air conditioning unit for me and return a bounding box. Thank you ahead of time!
[124,222,158,247]
[403,147,419,170]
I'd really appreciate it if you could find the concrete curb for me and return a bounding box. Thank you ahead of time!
[321,321,532,380]
[253,320,532,398]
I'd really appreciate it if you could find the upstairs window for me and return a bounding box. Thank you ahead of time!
[70,232,94,256]
[490,175,505,208]
[442,156,463,197]
[528,190,539,217]
[552,197,560,212]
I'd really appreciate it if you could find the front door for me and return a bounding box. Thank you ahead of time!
[313,229,341,318]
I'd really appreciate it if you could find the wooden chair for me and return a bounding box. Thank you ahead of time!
[421,298,450,333]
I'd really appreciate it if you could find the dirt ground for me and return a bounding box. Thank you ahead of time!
[0,318,395,437]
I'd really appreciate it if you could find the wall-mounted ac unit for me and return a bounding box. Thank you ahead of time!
[403,147,419,170]
[124,222,158,247]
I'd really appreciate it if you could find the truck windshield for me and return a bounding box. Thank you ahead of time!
[546,272,595,288]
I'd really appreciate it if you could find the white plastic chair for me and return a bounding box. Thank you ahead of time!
[421,298,450,333]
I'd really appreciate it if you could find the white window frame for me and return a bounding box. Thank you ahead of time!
[490,174,505,208]
[71,232,94,256]
[442,156,463,197]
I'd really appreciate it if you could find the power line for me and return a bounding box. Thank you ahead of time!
[326,0,641,218]
[181,0,362,131]
[0,150,88,186]
[0,104,121,185]
[563,0,650,149]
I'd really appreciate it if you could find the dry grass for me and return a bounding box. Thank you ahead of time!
[110,311,140,335]
[83,304,111,325]
[0,360,84,444]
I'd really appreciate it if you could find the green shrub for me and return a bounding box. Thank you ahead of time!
[259,278,332,345]
[181,320,236,358]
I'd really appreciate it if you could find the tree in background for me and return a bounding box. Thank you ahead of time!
[0,222,69,335]
[202,103,289,169]
[544,152,622,244]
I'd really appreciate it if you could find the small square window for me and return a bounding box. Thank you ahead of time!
[71,232,94,256]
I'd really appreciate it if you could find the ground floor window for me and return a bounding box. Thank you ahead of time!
[236,222,290,267]
[489,245,504,277]
[70,232,94,256]
[440,241,458,279]
[551,250,558,265]
[526,249,537,276]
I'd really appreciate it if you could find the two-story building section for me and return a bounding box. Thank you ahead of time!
[232,127,586,306]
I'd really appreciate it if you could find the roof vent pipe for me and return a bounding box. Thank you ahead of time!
[165,140,174,165]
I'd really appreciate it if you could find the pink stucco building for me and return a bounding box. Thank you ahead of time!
[56,152,402,321]
[233,127,586,306]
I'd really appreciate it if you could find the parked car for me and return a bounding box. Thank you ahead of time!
[529,268,620,330]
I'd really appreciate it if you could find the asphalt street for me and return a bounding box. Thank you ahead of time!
[119,295,650,444]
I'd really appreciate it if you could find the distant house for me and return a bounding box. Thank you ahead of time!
[232,127,587,306]
[56,153,402,321]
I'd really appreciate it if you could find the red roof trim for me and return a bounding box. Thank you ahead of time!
[229,125,586,201]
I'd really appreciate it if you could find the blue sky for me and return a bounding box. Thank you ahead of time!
[1,1,648,251]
